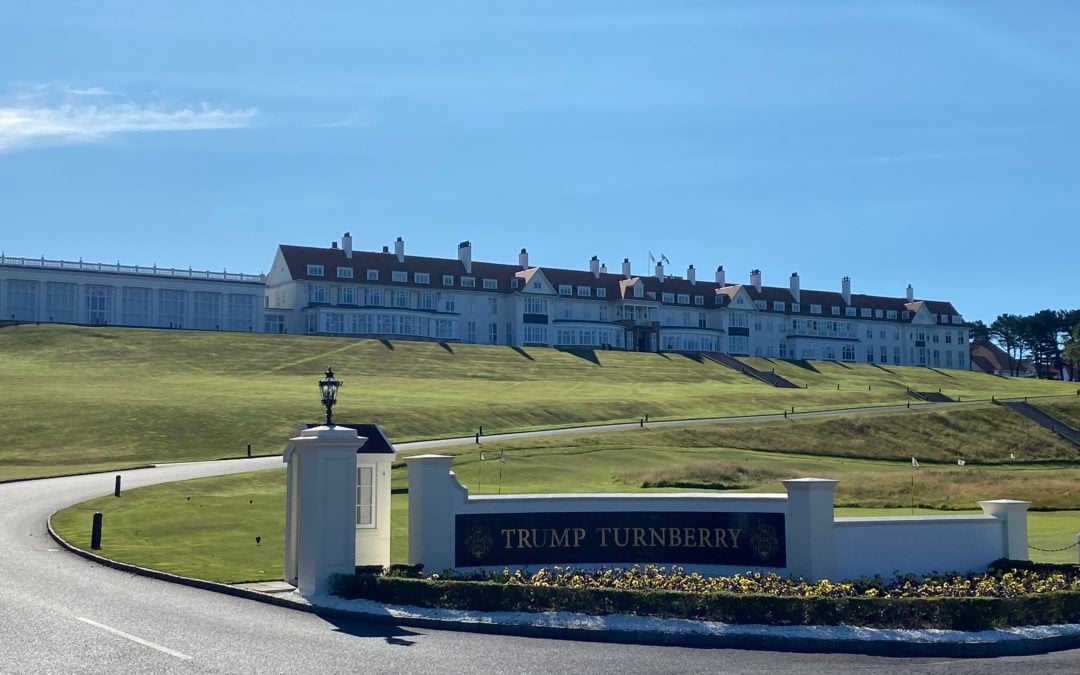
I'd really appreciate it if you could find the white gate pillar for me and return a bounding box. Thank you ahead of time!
[283,426,366,595]
[979,499,1031,560]
[783,478,837,582]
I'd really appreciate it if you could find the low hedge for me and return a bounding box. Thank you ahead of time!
[328,573,1080,631]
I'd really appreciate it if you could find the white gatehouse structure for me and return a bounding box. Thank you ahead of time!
[404,455,1031,583]
[283,423,396,594]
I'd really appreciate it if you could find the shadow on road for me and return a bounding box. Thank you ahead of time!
[316,611,423,646]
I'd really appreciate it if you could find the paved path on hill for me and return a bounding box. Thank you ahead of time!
[5,403,1079,673]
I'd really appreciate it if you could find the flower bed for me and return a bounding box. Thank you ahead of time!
[330,560,1080,631]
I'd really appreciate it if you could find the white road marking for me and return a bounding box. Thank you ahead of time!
[75,616,193,661]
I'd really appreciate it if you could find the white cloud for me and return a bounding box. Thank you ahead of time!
[0,103,257,152]
[67,87,114,97]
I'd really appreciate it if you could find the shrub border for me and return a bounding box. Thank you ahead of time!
[329,572,1080,632]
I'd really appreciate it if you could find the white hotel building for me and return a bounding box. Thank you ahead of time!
[0,255,265,332]
[264,233,970,370]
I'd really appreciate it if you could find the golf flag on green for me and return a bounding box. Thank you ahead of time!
[911,456,920,469]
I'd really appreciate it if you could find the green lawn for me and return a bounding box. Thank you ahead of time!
[1036,398,1080,430]
[52,417,1080,583]
[3,324,1078,481]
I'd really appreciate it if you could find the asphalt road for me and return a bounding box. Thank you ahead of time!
[4,412,1080,673]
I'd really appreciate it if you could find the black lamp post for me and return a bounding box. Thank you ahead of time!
[319,366,343,426]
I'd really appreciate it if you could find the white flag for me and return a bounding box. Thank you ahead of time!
[480,452,485,461]
[911,456,920,469]
[1010,453,1016,460]
[957,459,966,467]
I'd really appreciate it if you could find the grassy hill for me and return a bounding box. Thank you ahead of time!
[3,323,1077,480]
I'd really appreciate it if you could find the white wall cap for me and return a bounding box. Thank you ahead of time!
[295,425,361,441]
[782,478,839,490]
[979,499,1032,506]
[467,492,787,501]
[835,515,999,527]
[404,454,454,463]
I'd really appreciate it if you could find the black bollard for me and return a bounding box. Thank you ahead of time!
[247,444,252,458]
[645,414,649,422]
[91,512,103,550]
[640,418,644,428]
[907,401,911,409]
[479,425,484,436]
[114,475,121,497]
[475,432,480,445]
[783,410,788,419]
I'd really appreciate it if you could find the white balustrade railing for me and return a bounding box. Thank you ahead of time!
[0,254,265,283]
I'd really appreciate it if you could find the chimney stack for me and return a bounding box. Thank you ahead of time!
[789,272,800,303]
[715,265,725,286]
[687,265,696,285]
[750,269,762,292]
[600,263,608,275]
[342,232,353,259]
[906,284,914,303]
[655,260,664,281]
[458,241,472,273]
[589,255,600,278]
[622,258,632,279]
[518,248,529,269]
[394,236,405,263]
[842,276,852,304]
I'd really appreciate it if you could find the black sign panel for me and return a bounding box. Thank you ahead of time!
[455,511,786,568]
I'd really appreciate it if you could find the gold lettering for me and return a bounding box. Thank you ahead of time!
[551,528,570,548]
[573,528,586,547]
[699,528,712,548]
[649,528,665,547]
[683,527,696,548]
[668,528,682,547]
[632,528,646,547]
[728,528,742,548]
[501,529,515,549]
[715,528,729,548]
[612,528,629,547]
[597,527,611,547]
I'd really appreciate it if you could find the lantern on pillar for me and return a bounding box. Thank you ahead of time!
[318,366,342,426]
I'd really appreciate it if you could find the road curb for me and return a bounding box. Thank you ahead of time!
[46,515,1080,658]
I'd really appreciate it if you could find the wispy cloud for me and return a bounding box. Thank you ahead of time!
[67,86,113,97]
[315,115,368,129]
[0,102,256,153]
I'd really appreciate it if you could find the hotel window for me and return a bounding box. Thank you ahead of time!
[306,313,317,334]
[874,309,884,318]
[755,300,767,310]
[356,466,375,528]
[6,279,38,321]
[230,295,256,332]
[599,305,609,321]
[392,270,408,283]
[772,301,784,311]
[866,348,874,363]
[157,289,185,327]
[511,278,520,289]
[336,267,354,279]
[394,290,410,308]
[443,295,456,312]
[414,272,430,284]
[887,310,898,319]
[845,307,856,317]
[945,334,953,344]
[880,346,888,363]
[488,322,498,344]
[523,324,548,344]
[443,275,454,286]
[367,269,379,281]
[483,278,497,290]
[810,304,821,314]
[533,281,543,289]
[192,291,221,330]
[633,285,644,298]
[559,284,572,296]
[894,346,901,364]
[728,336,749,354]
[957,331,965,343]
[578,286,590,297]
[307,264,324,277]
[860,308,872,318]
[340,287,357,305]
[364,288,384,306]
[523,297,547,314]
[466,321,477,343]
[698,312,707,328]
[791,303,800,313]
[597,288,607,298]
[45,282,77,323]
[121,287,152,326]
[461,276,476,288]
[902,311,910,319]
[831,306,840,316]
[488,297,498,314]
[418,291,435,310]
[310,284,329,304]
[842,345,856,361]
[694,295,703,306]
[728,312,748,328]
[86,285,115,325]
[662,292,675,303]
[677,294,689,304]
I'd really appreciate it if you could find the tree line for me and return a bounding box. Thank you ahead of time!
[970,310,1080,381]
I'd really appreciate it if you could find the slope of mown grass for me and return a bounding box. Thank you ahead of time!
[1035,398,1080,431]
[4,323,1077,480]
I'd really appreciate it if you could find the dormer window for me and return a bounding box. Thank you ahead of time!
[414,272,430,284]
[336,267,353,279]
[860,308,871,318]
[577,286,590,297]
[391,271,407,283]
[831,306,840,316]
[902,310,911,319]
[887,310,898,319]
[791,303,800,313]
[633,285,644,298]
[772,301,785,312]
[755,300,767,310]
[676,293,689,304]
[483,279,497,290]
[694,295,704,305]
[367,269,379,281]
[596,288,607,298]
[511,278,520,289]
[460,276,476,288]
[662,292,675,303]
[559,284,572,296]
[810,304,821,314]
[307,264,324,277]
[874,309,884,318]
[443,275,454,286]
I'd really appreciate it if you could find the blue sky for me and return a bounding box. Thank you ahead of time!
[1,2,1077,323]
